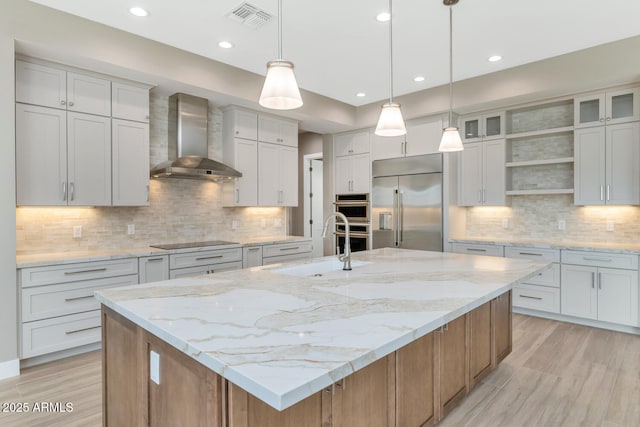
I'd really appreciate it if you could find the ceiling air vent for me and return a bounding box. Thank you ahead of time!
[227,2,273,30]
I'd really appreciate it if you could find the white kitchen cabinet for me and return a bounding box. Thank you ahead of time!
[139,255,169,283]
[335,131,370,157]
[370,133,404,161]
[262,241,313,265]
[561,250,639,327]
[458,139,506,206]
[574,88,640,128]
[371,117,443,160]
[506,246,560,314]
[258,115,298,147]
[169,247,243,278]
[223,108,258,141]
[66,72,111,116]
[258,142,298,206]
[169,261,242,279]
[16,103,67,206]
[242,246,264,268]
[451,242,504,257]
[112,119,150,206]
[67,112,112,206]
[335,152,370,194]
[574,122,640,205]
[223,138,258,206]
[15,60,67,109]
[460,111,505,142]
[111,82,150,123]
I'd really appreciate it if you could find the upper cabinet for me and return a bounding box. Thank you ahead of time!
[460,111,505,143]
[112,119,150,206]
[371,116,443,161]
[334,130,370,194]
[574,88,640,128]
[226,109,258,141]
[458,139,506,206]
[258,115,298,147]
[335,130,370,157]
[112,82,150,123]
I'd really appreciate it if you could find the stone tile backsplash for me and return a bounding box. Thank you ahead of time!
[16,92,286,254]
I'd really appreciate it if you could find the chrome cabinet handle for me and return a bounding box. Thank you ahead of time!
[598,272,602,290]
[65,268,107,275]
[466,248,487,252]
[600,185,604,201]
[248,247,260,252]
[519,252,543,257]
[147,257,164,262]
[584,257,612,262]
[591,272,595,289]
[195,255,224,261]
[68,101,74,107]
[279,246,300,251]
[66,325,100,335]
[60,100,66,105]
[519,295,543,301]
[64,295,95,302]
[606,185,610,201]
[70,182,75,201]
[236,189,240,204]
[483,188,486,203]
[62,182,67,201]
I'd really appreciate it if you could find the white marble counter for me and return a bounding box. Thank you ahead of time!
[450,238,640,255]
[95,247,549,411]
[16,236,312,268]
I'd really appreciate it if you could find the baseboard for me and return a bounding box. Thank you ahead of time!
[0,358,20,380]
[20,342,102,369]
[513,307,640,335]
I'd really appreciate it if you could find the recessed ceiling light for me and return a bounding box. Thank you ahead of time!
[356,92,366,97]
[488,55,503,62]
[218,41,234,49]
[376,12,390,22]
[413,76,425,82]
[129,7,149,17]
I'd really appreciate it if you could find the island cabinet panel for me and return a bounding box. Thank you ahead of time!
[494,291,512,364]
[395,332,436,427]
[437,315,468,418]
[227,383,326,427]
[469,301,493,388]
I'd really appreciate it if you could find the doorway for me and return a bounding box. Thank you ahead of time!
[303,153,323,258]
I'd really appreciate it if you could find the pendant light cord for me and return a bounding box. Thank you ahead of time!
[448,5,453,127]
[278,0,283,60]
[388,0,394,103]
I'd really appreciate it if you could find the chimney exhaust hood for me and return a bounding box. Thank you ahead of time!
[150,93,242,181]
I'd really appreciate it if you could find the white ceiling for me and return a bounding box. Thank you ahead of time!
[28,0,640,107]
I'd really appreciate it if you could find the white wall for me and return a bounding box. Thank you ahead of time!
[291,133,324,236]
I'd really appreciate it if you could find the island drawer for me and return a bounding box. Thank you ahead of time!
[169,248,242,269]
[513,284,560,313]
[169,261,242,279]
[21,274,139,322]
[20,258,138,288]
[21,310,102,358]
[262,241,313,258]
[520,263,560,288]
[451,243,504,257]
[561,250,638,270]
[505,246,560,263]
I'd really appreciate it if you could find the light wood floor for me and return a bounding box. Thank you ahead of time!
[0,314,639,426]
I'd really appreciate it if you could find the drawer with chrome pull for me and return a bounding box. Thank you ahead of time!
[263,241,313,258]
[21,274,139,322]
[451,243,504,257]
[505,246,560,263]
[169,247,243,269]
[561,250,638,270]
[20,257,138,288]
[521,263,560,288]
[21,310,102,358]
[513,284,560,313]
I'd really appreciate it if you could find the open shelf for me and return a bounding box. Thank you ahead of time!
[506,157,574,168]
[506,189,574,196]
[505,125,574,140]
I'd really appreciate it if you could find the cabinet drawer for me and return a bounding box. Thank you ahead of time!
[262,241,313,258]
[169,248,242,269]
[21,310,102,358]
[561,250,638,270]
[505,246,560,263]
[512,284,560,313]
[169,261,242,279]
[20,258,138,288]
[521,263,560,288]
[451,243,504,257]
[263,252,312,266]
[22,274,138,322]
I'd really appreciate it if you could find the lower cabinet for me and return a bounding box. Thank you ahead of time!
[139,255,169,283]
[102,291,511,427]
[169,248,243,278]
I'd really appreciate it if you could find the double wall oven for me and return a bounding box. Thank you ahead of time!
[334,193,370,253]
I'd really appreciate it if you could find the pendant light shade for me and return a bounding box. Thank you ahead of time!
[259,0,303,110]
[439,0,463,152]
[375,0,406,137]
[375,102,407,136]
[259,60,303,110]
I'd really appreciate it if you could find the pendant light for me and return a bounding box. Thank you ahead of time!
[439,0,464,152]
[259,0,303,110]
[375,0,406,137]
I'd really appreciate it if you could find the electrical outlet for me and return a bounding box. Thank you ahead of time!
[606,220,615,232]
[274,218,283,228]
[127,224,135,235]
[231,220,238,230]
[502,218,509,229]
[150,350,160,385]
[73,225,82,238]
[558,220,566,230]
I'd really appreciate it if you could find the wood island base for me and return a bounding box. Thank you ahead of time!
[102,291,511,427]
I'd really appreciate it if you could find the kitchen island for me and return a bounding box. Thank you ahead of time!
[96,248,549,426]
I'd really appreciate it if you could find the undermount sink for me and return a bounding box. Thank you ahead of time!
[272,259,370,278]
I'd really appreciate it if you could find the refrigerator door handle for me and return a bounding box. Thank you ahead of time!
[398,191,404,246]
[393,189,399,247]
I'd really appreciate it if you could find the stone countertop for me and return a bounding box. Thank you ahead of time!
[16,236,312,268]
[449,238,640,255]
[95,247,549,411]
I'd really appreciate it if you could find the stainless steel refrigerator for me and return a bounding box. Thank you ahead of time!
[372,154,443,251]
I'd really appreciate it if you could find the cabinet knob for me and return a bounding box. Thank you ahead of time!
[235,131,239,135]
[68,101,74,107]
[145,115,150,120]
[606,117,611,121]
[60,100,66,105]
[600,118,605,122]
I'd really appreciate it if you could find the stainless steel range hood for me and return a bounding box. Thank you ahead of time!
[150,93,242,181]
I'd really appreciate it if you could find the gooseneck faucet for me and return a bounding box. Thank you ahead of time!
[321,212,352,271]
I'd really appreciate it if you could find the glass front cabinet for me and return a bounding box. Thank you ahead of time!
[574,88,640,128]
[460,111,505,142]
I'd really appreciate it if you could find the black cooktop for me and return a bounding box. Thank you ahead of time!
[150,240,238,250]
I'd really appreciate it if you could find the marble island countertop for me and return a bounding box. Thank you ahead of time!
[95,247,550,411]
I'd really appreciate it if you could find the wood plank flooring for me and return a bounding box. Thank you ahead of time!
[0,314,638,426]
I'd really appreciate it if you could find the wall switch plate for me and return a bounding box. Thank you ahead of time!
[502,218,509,229]
[127,224,135,235]
[274,218,283,228]
[73,225,82,238]
[558,220,566,230]
[231,220,238,230]
[150,350,160,384]
[606,220,615,232]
